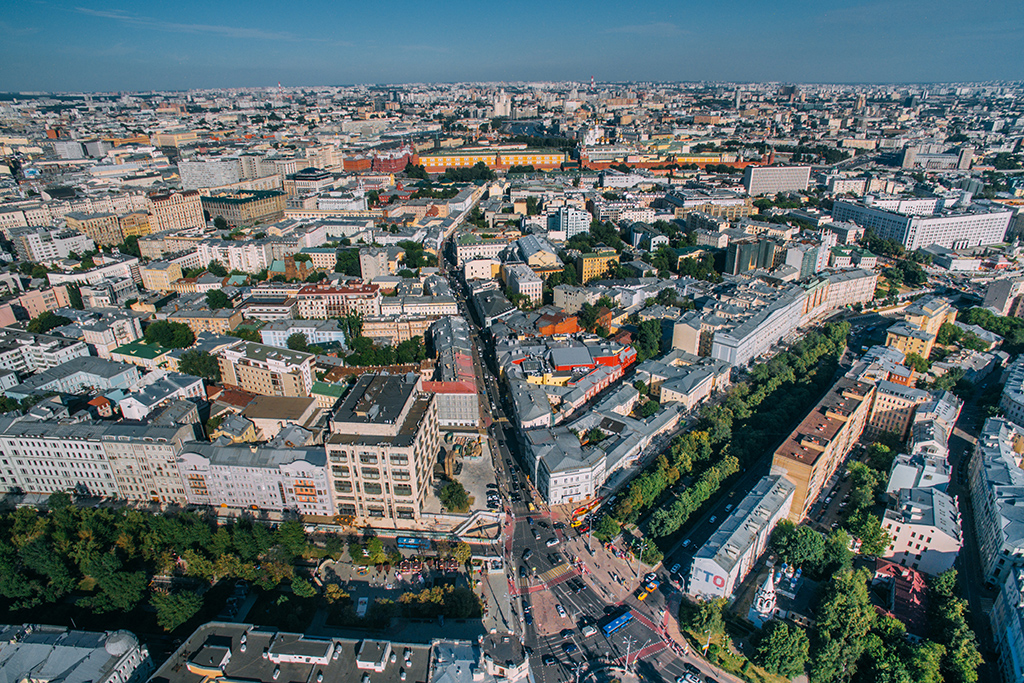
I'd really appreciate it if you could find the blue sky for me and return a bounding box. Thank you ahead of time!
[1,0,1022,91]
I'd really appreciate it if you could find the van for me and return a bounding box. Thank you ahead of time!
[581,625,597,638]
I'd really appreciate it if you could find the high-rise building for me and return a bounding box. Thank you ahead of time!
[742,165,811,195]
[325,374,439,523]
[548,206,591,239]
[833,198,1013,250]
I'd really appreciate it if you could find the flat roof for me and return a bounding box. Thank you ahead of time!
[773,378,873,466]
[332,374,418,426]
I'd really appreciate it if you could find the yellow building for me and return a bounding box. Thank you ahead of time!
[149,190,206,232]
[771,378,875,522]
[140,261,183,292]
[168,308,242,335]
[65,211,122,247]
[903,296,956,336]
[151,130,199,147]
[867,382,931,440]
[117,211,151,238]
[420,152,498,172]
[577,247,620,283]
[886,321,936,359]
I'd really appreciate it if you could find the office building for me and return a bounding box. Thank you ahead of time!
[168,307,243,335]
[325,374,439,522]
[3,356,139,401]
[503,263,543,305]
[12,285,71,319]
[10,227,95,263]
[772,378,875,522]
[81,315,144,359]
[867,381,930,440]
[0,329,90,375]
[65,212,123,247]
[725,237,778,275]
[148,190,206,232]
[688,475,796,600]
[179,158,241,190]
[742,165,811,195]
[833,198,1013,250]
[218,341,315,397]
[0,625,153,683]
[259,319,348,348]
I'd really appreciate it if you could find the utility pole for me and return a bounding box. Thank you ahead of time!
[636,539,645,577]
[622,636,634,673]
[703,629,712,657]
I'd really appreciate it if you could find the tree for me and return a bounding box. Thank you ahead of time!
[118,235,141,258]
[287,333,310,352]
[27,311,71,334]
[325,584,350,604]
[755,620,810,678]
[207,260,228,277]
[291,575,317,598]
[688,597,726,635]
[66,284,84,310]
[152,591,204,632]
[439,481,470,513]
[206,290,231,310]
[929,570,982,683]
[213,215,229,230]
[178,350,221,382]
[593,515,620,542]
[809,568,875,683]
[636,400,660,418]
[144,321,195,348]
[905,352,930,373]
[453,541,472,564]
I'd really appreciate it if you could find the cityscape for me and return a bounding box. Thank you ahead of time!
[1,10,1024,683]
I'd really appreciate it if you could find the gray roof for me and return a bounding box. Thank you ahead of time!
[0,625,145,683]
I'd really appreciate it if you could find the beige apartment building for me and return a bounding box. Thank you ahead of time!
[149,190,206,232]
[772,378,875,522]
[325,374,439,523]
[65,212,123,247]
[117,211,151,238]
[140,261,184,292]
[296,282,382,319]
[218,341,314,397]
[168,308,242,335]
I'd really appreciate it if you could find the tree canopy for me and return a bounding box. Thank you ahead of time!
[144,321,195,348]
[177,349,221,382]
[27,311,71,334]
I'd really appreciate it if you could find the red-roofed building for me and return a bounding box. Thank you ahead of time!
[872,558,929,641]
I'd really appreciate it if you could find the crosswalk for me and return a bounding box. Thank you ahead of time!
[538,562,574,583]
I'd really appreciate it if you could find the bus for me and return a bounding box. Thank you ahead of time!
[602,611,633,637]
[397,537,431,550]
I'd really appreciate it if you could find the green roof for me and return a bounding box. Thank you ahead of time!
[112,340,170,359]
[312,381,344,397]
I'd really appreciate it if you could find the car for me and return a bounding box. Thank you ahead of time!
[546,537,560,547]
[506,459,513,467]
[542,655,556,666]
[581,625,598,637]
[572,579,585,593]
[556,604,566,617]
[684,674,701,683]
[644,572,657,583]
[560,628,575,639]
[527,516,534,525]
[486,483,498,489]
[538,521,549,529]
[519,565,527,578]
[562,642,578,654]
[525,613,534,625]
[709,516,717,524]
[522,548,533,560]
[706,678,720,683]
[725,504,734,512]
[684,663,700,675]
[670,563,682,574]
[548,553,561,565]
[824,496,833,505]
[682,539,691,548]
[553,522,566,530]
[532,529,541,540]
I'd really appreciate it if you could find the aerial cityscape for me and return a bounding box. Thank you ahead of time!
[1,6,1023,683]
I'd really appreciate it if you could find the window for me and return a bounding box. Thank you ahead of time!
[394,484,413,497]
[364,483,382,495]
[334,481,352,493]
[361,468,380,480]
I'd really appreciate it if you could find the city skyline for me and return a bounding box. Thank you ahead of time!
[1,0,1022,92]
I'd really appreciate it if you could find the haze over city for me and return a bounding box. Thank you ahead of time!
[2,0,1023,90]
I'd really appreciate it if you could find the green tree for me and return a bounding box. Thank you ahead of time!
[27,311,71,334]
[207,260,228,277]
[178,350,222,382]
[905,352,930,373]
[287,333,310,352]
[291,575,317,598]
[809,568,875,683]
[688,597,726,635]
[929,570,983,683]
[439,481,470,513]
[152,591,204,632]
[144,321,195,348]
[206,289,231,310]
[453,541,472,564]
[755,620,810,678]
[593,515,620,542]
[66,284,84,310]
[213,215,229,230]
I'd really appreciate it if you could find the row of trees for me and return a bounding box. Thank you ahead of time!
[962,307,1024,355]
[345,335,426,367]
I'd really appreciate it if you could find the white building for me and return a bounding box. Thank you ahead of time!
[1000,357,1024,428]
[833,198,1013,250]
[881,487,962,576]
[177,443,332,516]
[179,158,241,190]
[742,165,811,195]
[548,206,591,239]
[970,418,1024,587]
[260,319,348,348]
[503,263,543,305]
[0,625,153,683]
[992,569,1024,683]
[197,240,272,274]
[688,475,796,600]
[710,287,806,367]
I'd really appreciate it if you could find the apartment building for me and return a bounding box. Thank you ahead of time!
[867,381,931,440]
[742,165,811,195]
[140,261,184,292]
[196,240,272,274]
[905,296,957,336]
[296,282,382,319]
[259,319,348,348]
[4,356,139,402]
[689,475,796,600]
[179,158,241,190]
[548,206,591,239]
[886,321,936,359]
[881,487,962,575]
[0,420,195,502]
[359,247,405,281]
[177,443,332,516]
[969,418,1024,587]
[0,329,90,375]
[168,307,243,335]
[361,316,436,346]
[118,211,151,238]
[218,341,314,397]
[10,227,94,263]
[453,233,513,266]
[771,378,875,522]
[576,247,620,283]
[148,190,206,232]
[325,374,439,522]
[992,569,1024,683]
[65,211,123,247]
[81,315,144,358]
[201,190,287,227]
[833,198,1013,250]
[503,263,543,305]
[13,285,70,319]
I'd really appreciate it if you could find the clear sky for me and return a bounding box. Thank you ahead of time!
[1,0,1022,91]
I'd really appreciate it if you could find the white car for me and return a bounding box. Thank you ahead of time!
[546,537,560,547]
[581,625,597,637]
[556,604,566,618]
